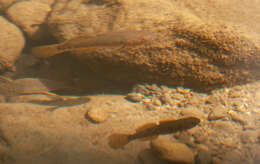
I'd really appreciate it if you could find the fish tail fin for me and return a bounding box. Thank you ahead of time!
[108,133,130,149]
[31,44,62,58]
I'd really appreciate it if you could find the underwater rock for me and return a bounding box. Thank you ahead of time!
[180,106,206,118]
[207,107,228,121]
[0,0,18,11]
[151,97,162,106]
[6,1,52,40]
[159,93,174,105]
[125,92,144,102]
[173,131,196,147]
[87,107,108,123]
[228,111,248,125]
[150,137,194,164]
[39,0,260,91]
[0,16,24,72]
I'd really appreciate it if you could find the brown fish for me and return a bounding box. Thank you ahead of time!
[108,116,200,149]
[32,30,155,58]
[0,76,79,102]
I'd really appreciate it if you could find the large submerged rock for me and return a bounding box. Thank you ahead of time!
[6,0,53,40]
[40,0,260,91]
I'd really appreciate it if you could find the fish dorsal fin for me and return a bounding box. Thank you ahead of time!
[135,122,158,133]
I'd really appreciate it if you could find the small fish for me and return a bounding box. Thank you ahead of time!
[0,76,80,103]
[29,96,90,112]
[108,116,200,149]
[32,30,155,58]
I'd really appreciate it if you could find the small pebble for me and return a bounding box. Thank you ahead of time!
[176,87,190,94]
[132,84,150,95]
[87,107,108,123]
[152,97,162,106]
[208,109,227,121]
[232,103,247,113]
[144,103,160,111]
[147,84,160,92]
[160,85,170,93]
[125,92,144,102]
[181,106,205,118]
[172,92,185,100]
[173,131,195,146]
[228,91,241,98]
[228,111,247,125]
[159,93,172,105]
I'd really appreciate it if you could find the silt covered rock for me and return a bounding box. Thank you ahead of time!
[39,0,260,91]
[0,16,25,72]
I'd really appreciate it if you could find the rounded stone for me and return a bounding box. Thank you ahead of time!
[87,107,108,123]
[151,137,194,164]
[6,1,51,40]
[0,16,25,71]
[208,110,228,121]
[125,92,144,102]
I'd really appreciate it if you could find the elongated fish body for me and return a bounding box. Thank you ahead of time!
[108,116,200,149]
[129,116,200,141]
[32,30,155,58]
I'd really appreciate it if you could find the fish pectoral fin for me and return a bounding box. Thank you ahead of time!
[140,135,158,141]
